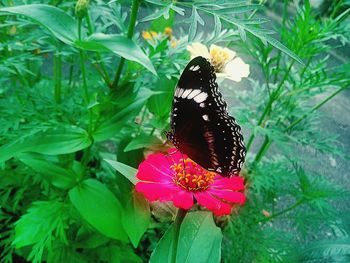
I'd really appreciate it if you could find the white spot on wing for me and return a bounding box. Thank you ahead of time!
[202,114,209,121]
[187,89,201,99]
[193,92,208,103]
[178,88,185,97]
[190,65,200,71]
[181,89,192,98]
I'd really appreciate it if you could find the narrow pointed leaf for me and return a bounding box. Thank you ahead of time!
[75,33,157,75]
[104,159,138,185]
[0,4,78,45]
[0,126,91,163]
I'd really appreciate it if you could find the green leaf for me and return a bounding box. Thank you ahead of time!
[147,77,175,118]
[17,153,77,189]
[298,238,350,261]
[93,89,156,142]
[122,192,150,247]
[0,126,92,163]
[104,159,138,185]
[188,6,200,42]
[13,200,68,248]
[150,211,222,263]
[75,33,157,75]
[228,17,303,64]
[0,4,78,45]
[96,244,142,263]
[69,179,128,241]
[149,226,173,263]
[124,134,163,152]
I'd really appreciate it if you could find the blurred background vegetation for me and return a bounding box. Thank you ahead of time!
[0,0,349,262]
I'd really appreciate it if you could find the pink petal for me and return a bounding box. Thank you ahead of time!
[208,188,246,205]
[136,153,174,182]
[194,192,232,216]
[135,182,178,202]
[172,190,194,210]
[212,176,245,191]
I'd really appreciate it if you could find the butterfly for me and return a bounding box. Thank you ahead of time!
[166,56,245,177]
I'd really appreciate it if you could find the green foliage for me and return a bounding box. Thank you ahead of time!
[69,179,128,241]
[150,211,222,263]
[0,0,348,262]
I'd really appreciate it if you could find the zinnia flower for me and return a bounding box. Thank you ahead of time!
[135,149,246,216]
[187,42,250,82]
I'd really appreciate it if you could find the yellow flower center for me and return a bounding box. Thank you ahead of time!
[210,47,231,72]
[171,158,216,192]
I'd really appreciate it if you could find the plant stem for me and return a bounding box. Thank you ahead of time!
[78,17,94,164]
[254,136,271,163]
[171,208,187,263]
[111,0,141,89]
[78,19,89,104]
[54,48,62,103]
[246,61,294,152]
[86,11,111,86]
[285,85,348,132]
[259,199,304,224]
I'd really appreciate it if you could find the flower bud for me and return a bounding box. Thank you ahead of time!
[75,0,89,19]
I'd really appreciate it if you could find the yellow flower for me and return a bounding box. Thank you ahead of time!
[187,43,250,82]
[150,31,158,38]
[170,40,177,48]
[164,27,173,36]
[142,31,153,40]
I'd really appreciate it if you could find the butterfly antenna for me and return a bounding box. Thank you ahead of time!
[180,152,186,177]
[164,148,178,167]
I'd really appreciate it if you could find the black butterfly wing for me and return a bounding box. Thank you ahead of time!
[167,56,245,177]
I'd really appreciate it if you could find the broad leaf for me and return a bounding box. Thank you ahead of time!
[75,33,157,75]
[0,126,92,163]
[69,179,128,241]
[122,192,150,247]
[0,4,78,45]
[93,89,156,142]
[150,211,222,263]
[124,134,163,152]
[104,159,138,185]
[147,77,175,118]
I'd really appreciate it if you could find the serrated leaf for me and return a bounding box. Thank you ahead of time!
[238,26,247,42]
[188,6,199,42]
[17,153,77,189]
[13,200,67,248]
[170,4,185,16]
[69,179,128,241]
[229,18,304,64]
[214,15,222,37]
[299,238,350,261]
[141,7,169,22]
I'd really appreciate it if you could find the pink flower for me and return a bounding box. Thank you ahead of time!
[135,149,246,216]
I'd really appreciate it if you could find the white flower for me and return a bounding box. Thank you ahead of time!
[187,43,250,82]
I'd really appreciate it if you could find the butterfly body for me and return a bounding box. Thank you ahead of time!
[167,56,245,177]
